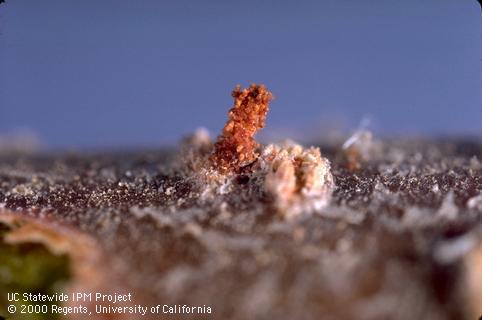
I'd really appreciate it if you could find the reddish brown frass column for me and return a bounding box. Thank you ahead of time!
[210,84,273,173]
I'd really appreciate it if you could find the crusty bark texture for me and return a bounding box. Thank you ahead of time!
[0,138,481,320]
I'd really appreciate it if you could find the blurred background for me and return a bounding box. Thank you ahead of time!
[0,0,480,149]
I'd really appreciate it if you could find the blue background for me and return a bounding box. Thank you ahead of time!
[0,0,480,148]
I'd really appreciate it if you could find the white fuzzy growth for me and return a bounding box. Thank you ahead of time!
[259,141,334,217]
